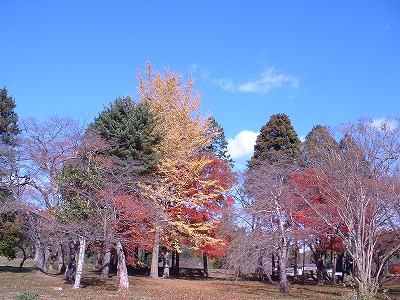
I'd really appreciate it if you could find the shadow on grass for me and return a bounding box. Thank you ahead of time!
[0,265,35,273]
[300,286,343,297]
[78,277,117,291]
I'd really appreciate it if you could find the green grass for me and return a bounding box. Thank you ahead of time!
[0,257,398,300]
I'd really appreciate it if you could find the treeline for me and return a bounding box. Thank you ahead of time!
[1,64,399,298]
[227,113,400,297]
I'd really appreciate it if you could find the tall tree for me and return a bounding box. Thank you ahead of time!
[204,117,233,165]
[0,87,25,266]
[297,125,342,285]
[137,62,223,278]
[245,158,297,293]
[18,116,83,274]
[245,113,301,293]
[249,113,301,167]
[0,87,20,146]
[89,96,163,286]
[301,125,339,168]
[0,87,20,199]
[292,116,400,297]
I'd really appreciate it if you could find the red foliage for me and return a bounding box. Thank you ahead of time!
[290,168,345,253]
[389,263,400,275]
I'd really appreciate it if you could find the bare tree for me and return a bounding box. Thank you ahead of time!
[245,157,298,293]
[17,116,84,273]
[293,116,400,296]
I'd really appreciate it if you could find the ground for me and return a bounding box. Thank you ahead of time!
[0,257,399,300]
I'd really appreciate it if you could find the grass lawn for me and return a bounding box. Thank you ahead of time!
[0,257,399,300]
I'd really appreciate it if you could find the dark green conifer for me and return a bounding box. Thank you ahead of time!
[90,96,162,174]
[249,113,300,167]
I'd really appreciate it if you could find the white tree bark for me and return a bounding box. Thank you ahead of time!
[162,251,170,278]
[116,241,130,290]
[73,236,86,289]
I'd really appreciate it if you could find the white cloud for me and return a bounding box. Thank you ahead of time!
[238,67,298,94]
[215,67,299,94]
[227,130,258,159]
[214,78,235,92]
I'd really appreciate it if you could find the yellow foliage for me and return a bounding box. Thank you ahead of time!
[136,63,226,247]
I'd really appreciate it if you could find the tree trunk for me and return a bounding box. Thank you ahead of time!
[48,244,56,271]
[162,251,170,278]
[116,241,129,290]
[174,251,180,276]
[293,247,298,280]
[278,248,289,293]
[342,251,348,283]
[35,235,47,274]
[43,242,52,273]
[315,249,326,286]
[272,253,276,279]
[203,253,209,277]
[58,242,66,274]
[73,237,86,289]
[150,227,160,279]
[101,248,111,279]
[95,246,103,270]
[18,245,29,271]
[65,239,77,283]
[34,238,41,262]
[331,251,337,283]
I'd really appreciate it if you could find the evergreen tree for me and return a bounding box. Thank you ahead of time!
[204,117,233,166]
[301,125,339,167]
[90,97,162,174]
[248,113,300,167]
[0,87,22,261]
[0,87,20,146]
[0,87,20,197]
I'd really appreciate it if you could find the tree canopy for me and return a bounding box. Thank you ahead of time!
[249,113,300,167]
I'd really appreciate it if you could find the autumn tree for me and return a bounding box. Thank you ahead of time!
[292,116,400,297]
[137,63,228,279]
[295,125,344,285]
[88,96,162,286]
[243,113,301,293]
[245,156,298,293]
[18,116,83,274]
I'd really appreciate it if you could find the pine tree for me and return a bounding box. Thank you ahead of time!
[0,87,22,261]
[90,97,162,174]
[301,125,339,167]
[0,87,20,146]
[248,113,300,167]
[204,117,233,166]
[0,87,20,196]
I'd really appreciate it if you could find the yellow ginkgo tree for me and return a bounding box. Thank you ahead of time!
[137,63,232,278]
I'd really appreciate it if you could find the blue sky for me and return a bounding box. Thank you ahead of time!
[1,1,399,169]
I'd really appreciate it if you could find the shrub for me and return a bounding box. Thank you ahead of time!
[16,292,40,300]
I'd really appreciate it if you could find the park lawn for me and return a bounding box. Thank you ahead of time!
[0,258,399,300]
